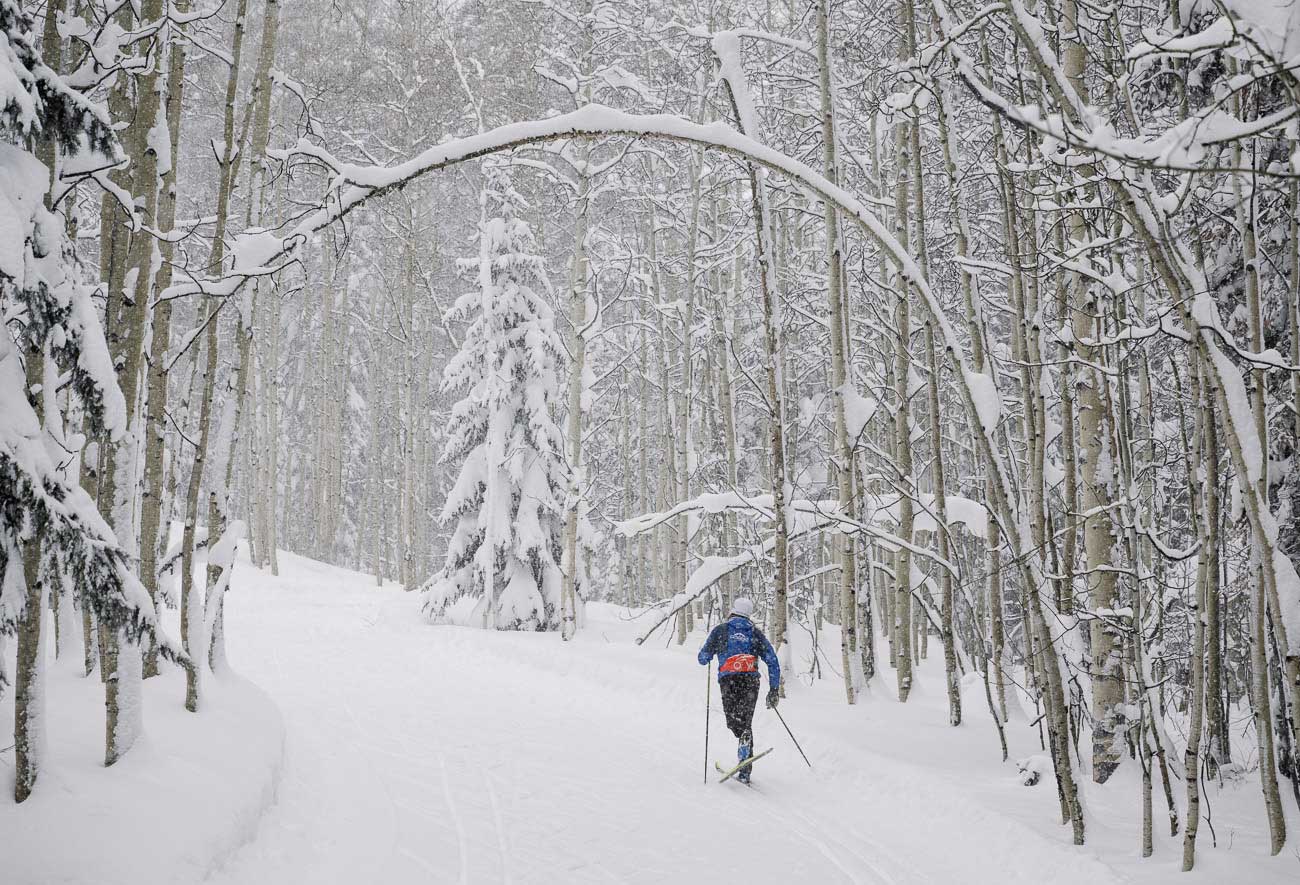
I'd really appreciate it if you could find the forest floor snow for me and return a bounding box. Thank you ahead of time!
[0,645,283,885]
[7,546,1297,883]
[202,550,1296,884]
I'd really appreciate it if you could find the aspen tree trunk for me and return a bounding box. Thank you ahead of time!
[982,47,1050,743]
[1197,380,1226,770]
[637,292,650,605]
[938,73,1002,716]
[854,464,877,683]
[395,217,415,588]
[337,296,351,550]
[139,3,190,677]
[1139,624,1154,858]
[648,214,677,615]
[366,280,385,585]
[1250,536,1287,852]
[266,275,281,576]
[1231,86,1270,516]
[177,331,204,703]
[816,0,858,705]
[97,1,134,407]
[94,440,113,688]
[925,323,960,724]
[1124,277,1182,839]
[1059,0,1123,784]
[1289,180,1300,766]
[881,353,897,673]
[1221,77,1287,853]
[1054,229,1079,620]
[37,5,69,672]
[900,20,957,718]
[674,150,704,640]
[713,255,741,614]
[889,0,917,702]
[415,317,433,580]
[1232,119,1297,793]
[332,307,351,559]
[15,0,69,794]
[96,0,185,763]
[181,0,250,710]
[307,239,326,555]
[1104,339,1172,849]
[1019,213,1048,570]
[617,397,634,607]
[14,346,47,802]
[988,523,1007,719]
[560,146,592,640]
[1293,182,1300,507]
[938,85,1085,833]
[254,284,274,569]
[890,296,914,704]
[714,47,790,659]
[234,0,281,571]
[209,42,275,658]
[81,565,97,675]
[208,264,260,667]
[249,281,267,569]
[316,246,338,555]
[1182,361,1211,871]
[371,324,388,585]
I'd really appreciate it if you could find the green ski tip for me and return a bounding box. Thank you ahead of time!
[714,748,773,783]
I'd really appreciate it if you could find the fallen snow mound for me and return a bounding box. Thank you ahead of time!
[1,662,283,885]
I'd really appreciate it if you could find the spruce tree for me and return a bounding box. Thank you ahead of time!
[421,163,569,631]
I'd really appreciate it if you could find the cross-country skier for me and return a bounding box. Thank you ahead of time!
[697,597,781,783]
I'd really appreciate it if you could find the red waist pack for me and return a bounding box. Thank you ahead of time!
[720,654,758,674]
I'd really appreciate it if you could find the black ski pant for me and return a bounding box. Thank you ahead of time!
[719,673,761,746]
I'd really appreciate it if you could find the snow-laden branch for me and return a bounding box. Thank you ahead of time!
[681,24,813,55]
[626,488,988,647]
[933,0,1300,178]
[616,490,990,571]
[932,0,1300,656]
[165,104,935,304]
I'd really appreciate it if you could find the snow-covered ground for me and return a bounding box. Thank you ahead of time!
[7,549,1297,883]
[0,647,282,885]
[208,551,1295,884]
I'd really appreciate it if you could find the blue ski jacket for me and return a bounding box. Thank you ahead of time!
[698,615,780,690]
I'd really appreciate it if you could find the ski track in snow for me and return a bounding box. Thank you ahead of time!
[207,553,1139,885]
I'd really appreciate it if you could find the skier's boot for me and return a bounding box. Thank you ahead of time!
[737,732,754,784]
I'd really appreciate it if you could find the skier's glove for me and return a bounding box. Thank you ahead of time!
[766,688,780,709]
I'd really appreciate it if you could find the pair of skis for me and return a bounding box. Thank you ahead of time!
[714,747,773,784]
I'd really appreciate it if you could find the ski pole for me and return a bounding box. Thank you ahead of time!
[773,706,812,768]
[703,666,712,783]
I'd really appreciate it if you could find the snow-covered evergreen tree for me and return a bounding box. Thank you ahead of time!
[420,163,569,631]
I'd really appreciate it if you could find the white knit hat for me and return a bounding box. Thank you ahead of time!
[730,597,755,617]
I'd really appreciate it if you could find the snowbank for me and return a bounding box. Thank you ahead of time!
[1,655,284,885]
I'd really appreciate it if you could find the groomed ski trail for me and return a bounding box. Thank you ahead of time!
[209,552,1126,885]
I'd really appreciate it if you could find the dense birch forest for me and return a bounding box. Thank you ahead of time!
[4,0,1300,876]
